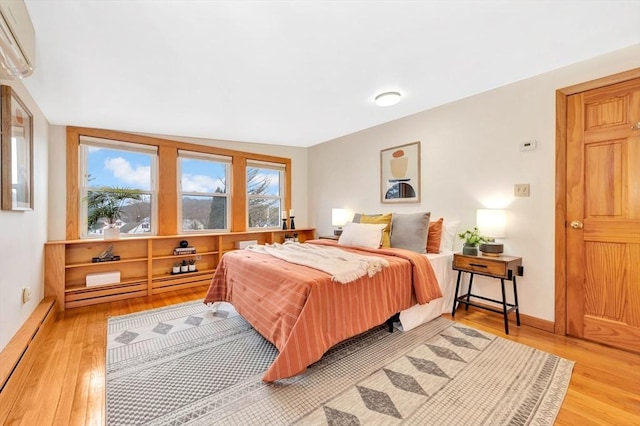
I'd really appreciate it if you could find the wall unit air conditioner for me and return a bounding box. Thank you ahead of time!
[0,0,35,79]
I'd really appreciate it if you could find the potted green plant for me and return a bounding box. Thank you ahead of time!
[180,259,189,273]
[86,186,143,240]
[187,258,196,272]
[457,227,488,256]
[172,262,181,274]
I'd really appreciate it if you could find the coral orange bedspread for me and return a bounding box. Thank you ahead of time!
[203,239,442,382]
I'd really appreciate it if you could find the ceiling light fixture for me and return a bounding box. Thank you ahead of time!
[374,91,401,107]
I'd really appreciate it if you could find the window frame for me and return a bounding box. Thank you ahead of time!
[178,150,232,233]
[78,136,158,238]
[246,160,286,230]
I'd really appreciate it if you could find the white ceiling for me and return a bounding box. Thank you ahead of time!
[22,0,640,148]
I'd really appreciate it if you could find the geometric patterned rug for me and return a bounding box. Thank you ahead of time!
[106,301,574,425]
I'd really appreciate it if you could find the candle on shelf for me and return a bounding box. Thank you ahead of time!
[281,211,287,220]
[289,209,295,217]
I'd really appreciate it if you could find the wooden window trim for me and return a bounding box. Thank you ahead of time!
[66,126,292,240]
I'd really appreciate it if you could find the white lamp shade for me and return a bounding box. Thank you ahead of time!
[476,209,506,238]
[332,208,349,227]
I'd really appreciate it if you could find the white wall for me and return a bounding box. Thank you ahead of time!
[46,129,308,241]
[308,45,640,322]
[0,80,49,351]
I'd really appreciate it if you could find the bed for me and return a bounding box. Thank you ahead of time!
[204,239,443,382]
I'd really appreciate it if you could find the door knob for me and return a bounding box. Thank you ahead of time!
[570,220,584,229]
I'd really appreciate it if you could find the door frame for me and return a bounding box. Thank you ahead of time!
[554,68,640,335]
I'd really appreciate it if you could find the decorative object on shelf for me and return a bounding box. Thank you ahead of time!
[173,245,196,255]
[477,209,507,256]
[281,210,288,230]
[284,234,295,243]
[293,232,299,242]
[92,243,121,263]
[179,240,189,248]
[85,185,143,240]
[289,209,295,230]
[172,259,197,275]
[331,208,350,236]
[457,226,488,256]
[1,85,33,211]
[380,141,420,204]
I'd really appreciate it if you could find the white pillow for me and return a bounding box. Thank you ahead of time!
[440,219,460,252]
[338,222,387,249]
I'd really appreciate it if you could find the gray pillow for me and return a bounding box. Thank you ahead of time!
[390,212,431,253]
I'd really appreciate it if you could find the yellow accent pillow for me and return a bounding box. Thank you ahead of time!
[359,213,392,248]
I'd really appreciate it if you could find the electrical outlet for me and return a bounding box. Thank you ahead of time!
[22,287,32,303]
[514,184,530,197]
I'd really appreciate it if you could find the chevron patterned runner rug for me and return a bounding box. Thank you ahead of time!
[106,301,573,425]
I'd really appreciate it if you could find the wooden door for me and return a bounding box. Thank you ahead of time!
[566,77,640,352]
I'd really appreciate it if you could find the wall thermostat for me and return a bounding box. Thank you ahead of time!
[519,140,537,152]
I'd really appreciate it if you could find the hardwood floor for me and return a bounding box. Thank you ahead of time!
[1,287,638,425]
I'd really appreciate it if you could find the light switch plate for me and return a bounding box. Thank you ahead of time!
[514,184,530,197]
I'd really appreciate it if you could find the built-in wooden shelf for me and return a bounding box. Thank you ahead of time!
[45,228,315,310]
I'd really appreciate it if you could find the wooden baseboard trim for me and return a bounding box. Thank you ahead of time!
[456,304,555,333]
[0,297,57,392]
[519,313,555,333]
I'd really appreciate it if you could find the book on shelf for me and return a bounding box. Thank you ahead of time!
[173,246,196,255]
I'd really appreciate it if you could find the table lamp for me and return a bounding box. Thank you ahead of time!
[477,209,506,256]
[332,208,349,236]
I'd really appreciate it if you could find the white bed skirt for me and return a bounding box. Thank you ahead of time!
[399,250,457,331]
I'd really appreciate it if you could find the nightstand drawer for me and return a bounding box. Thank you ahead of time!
[453,256,507,276]
[452,253,523,279]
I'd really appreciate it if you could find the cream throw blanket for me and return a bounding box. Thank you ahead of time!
[246,242,389,284]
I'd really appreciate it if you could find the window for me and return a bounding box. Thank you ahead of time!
[178,151,231,232]
[68,127,292,239]
[247,160,285,228]
[79,136,157,238]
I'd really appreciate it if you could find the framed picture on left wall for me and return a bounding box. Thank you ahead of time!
[1,85,33,211]
[380,141,420,203]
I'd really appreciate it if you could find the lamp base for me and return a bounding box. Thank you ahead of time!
[333,229,343,236]
[479,242,503,256]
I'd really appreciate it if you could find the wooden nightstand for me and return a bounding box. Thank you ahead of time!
[451,253,524,334]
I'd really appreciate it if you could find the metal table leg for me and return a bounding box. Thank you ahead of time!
[465,273,475,311]
[512,276,521,326]
[452,270,462,317]
[500,278,509,334]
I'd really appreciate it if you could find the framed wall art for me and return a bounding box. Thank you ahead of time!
[380,141,420,204]
[1,85,33,211]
